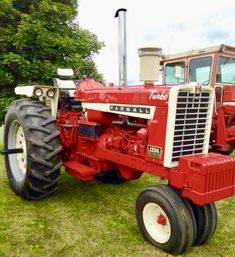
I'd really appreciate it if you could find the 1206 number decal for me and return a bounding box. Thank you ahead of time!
[147,145,162,158]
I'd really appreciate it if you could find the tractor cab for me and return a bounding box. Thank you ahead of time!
[161,44,235,152]
[161,44,235,109]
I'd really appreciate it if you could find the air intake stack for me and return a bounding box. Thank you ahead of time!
[138,47,162,84]
[115,8,127,87]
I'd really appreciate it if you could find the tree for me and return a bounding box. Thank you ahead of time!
[0,0,103,125]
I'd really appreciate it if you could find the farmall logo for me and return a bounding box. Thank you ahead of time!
[110,105,150,114]
[149,90,168,101]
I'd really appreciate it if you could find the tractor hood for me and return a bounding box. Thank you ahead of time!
[75,78,171,108]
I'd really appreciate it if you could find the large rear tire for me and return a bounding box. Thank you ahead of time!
[135,185,195,254]
[4,99,62,199]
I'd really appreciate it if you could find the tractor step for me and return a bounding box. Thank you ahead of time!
[63,161,99,181]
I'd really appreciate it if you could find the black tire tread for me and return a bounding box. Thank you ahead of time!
[164,186,197,244]
[19,103,44,111]
[30,140,54,151]
[136,185,195,254]
[145,185,195,253]
[45,146,63,161]
[28,125,51,134]
[30,169,51,183]
[202,203,217,244]
[28,182,48,194]
[37,107,52,113]
[4,98,62,200]
[188,201,217,246]
[41,119,57,127]
[45,162,63,176]
[30,155,53,168]
[22,113,47,119]
[43,176,60,189]
[44,131,60,143]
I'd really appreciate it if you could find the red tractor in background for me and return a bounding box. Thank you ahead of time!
[1,9,235,255]
[160,45,235,153]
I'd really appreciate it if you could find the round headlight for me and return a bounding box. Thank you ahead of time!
[34,88,43,97]
[46,89,55,98]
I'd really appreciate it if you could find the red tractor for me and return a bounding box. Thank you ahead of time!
[160,44,235,153]
[1,9,235,255]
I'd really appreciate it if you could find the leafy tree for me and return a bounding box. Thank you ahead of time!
[0,0,103,125]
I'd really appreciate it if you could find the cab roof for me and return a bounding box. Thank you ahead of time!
[162,44,235,61]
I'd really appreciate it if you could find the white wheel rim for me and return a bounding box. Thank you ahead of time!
[143,203,171,244]
[8,121,27,183]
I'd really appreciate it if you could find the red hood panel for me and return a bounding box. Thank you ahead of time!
[75,78,172,107]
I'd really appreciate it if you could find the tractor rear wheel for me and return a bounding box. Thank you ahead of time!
[4,99,62,199]
[188,201,217,245]
[135,185,195,254]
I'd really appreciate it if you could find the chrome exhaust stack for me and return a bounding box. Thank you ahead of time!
[115,8,127,86]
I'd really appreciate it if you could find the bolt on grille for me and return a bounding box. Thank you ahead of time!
[171,90,212,163]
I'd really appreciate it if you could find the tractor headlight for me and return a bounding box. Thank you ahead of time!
[34,88,43,97]
[46,89,55,98]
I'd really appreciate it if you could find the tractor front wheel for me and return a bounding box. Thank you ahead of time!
[188,201,217,245]
[135,185,195,254]
[4,99,62,199]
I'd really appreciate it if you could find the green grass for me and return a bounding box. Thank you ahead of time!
[0,155,234,257]
[0,126,3,145]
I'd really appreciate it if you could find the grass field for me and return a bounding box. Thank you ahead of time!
[0,152,235,257]
[0,127,3,145]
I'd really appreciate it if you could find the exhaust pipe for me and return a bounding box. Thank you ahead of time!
[115,8,127,86]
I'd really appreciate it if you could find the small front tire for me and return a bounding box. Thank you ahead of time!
[135,185,195,254]
[188,201,217,245]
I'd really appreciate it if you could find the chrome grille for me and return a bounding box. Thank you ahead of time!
[171,90,212,163]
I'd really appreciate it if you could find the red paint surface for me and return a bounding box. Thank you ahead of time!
[56,77,235,205]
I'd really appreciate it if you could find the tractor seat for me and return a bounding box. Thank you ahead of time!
[53,78,76,89]
[54,68,77,97]
[54,77,81,110]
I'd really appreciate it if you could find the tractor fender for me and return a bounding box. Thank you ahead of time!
[15,85,58,97]
[15,85,59,118]
[15,86,37,97]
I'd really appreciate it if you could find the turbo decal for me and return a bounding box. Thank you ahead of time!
[149,90,168,101]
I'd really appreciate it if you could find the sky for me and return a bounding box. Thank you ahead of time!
[78,0,235,85]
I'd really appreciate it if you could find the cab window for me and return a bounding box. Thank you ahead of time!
[165,61,185,84]
[189,56,212,85]
[216,56,235,84]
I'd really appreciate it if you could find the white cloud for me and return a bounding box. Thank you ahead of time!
[78,0,235,84]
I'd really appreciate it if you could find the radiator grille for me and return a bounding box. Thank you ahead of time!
[171,90,212,163]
